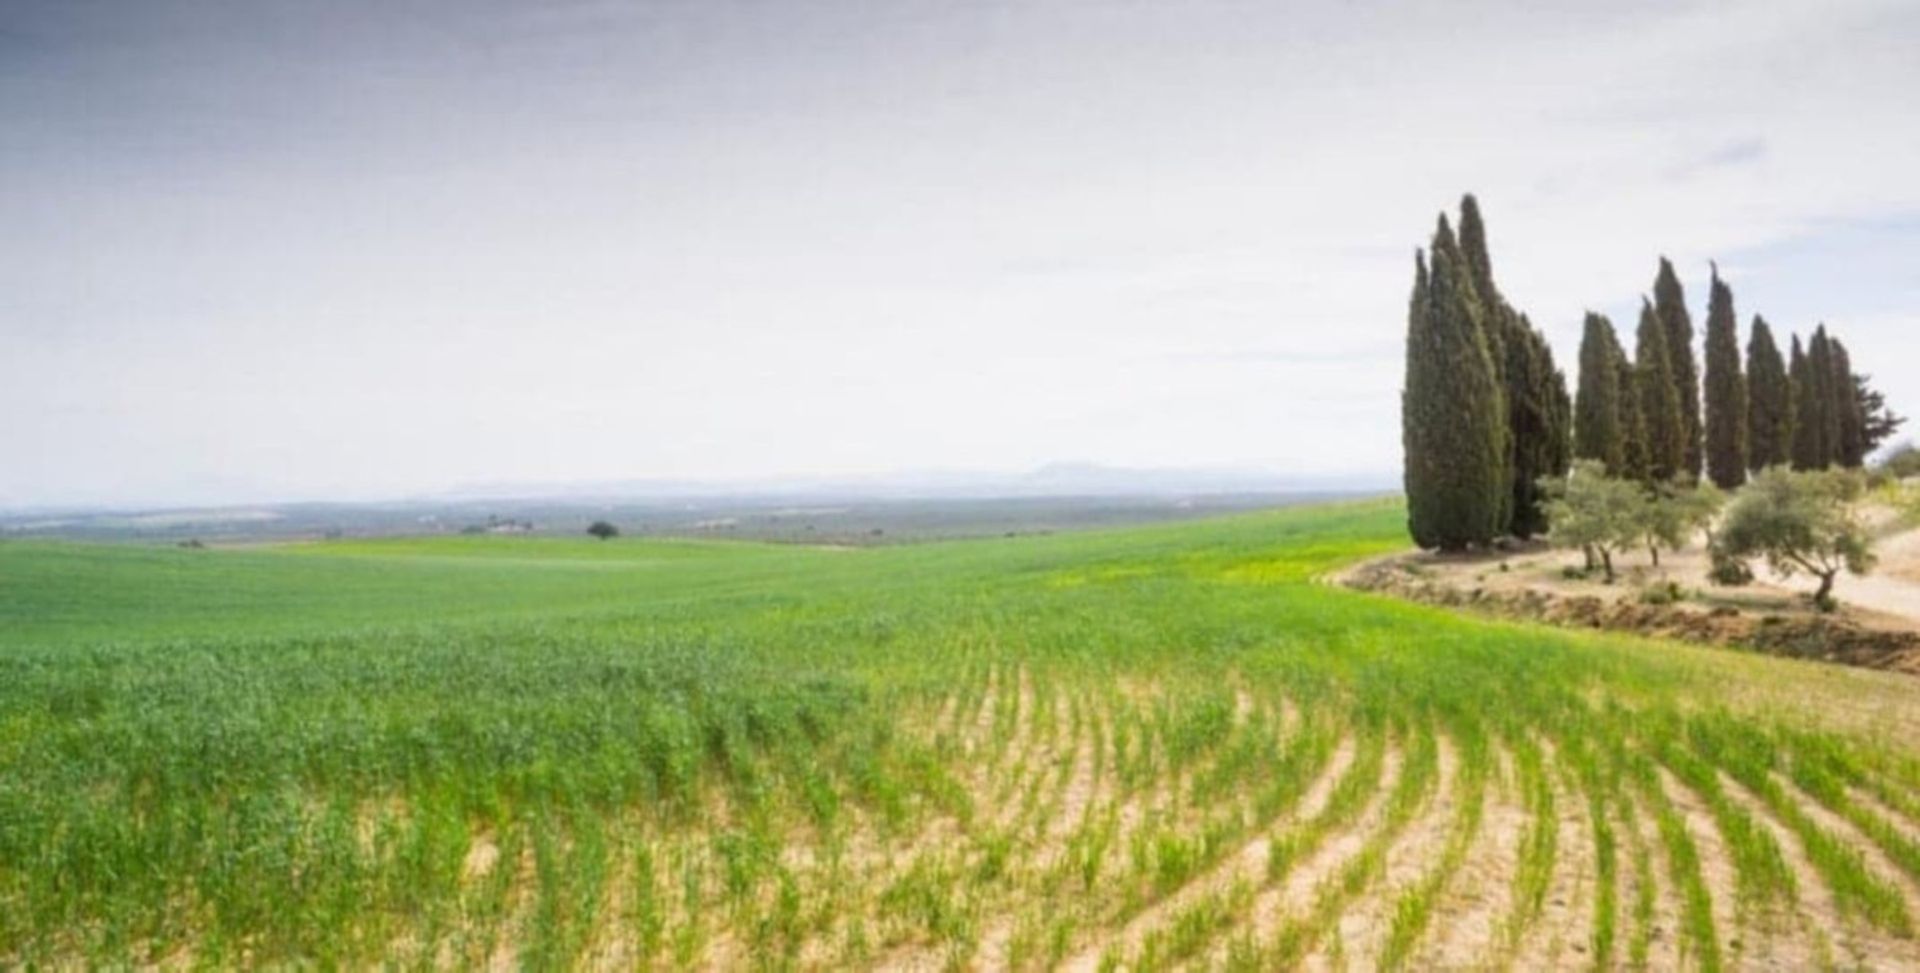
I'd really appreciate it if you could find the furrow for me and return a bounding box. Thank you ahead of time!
[1406,743,1523,970]
[1508,746,1597,971]
[1650,765,1740,970]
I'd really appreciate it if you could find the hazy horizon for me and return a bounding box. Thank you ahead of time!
[6,0,1919,508]
[0,459,1397,515]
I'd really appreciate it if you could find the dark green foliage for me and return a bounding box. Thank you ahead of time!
[1401,217,1507,551]
[1456,197,1570,538]
[1856,374,1908,458]
[1456,194,1499,310]
[1617,357,1650,483]
[1794,329,1842,470]
[1702,267,1747,488]
[586,521,619,540]
[1790,336,1823,469]
[1745,317,1793,472]
[1456,195,1517,533]
[1574,313,1627,471]
[1505,319,1573,539]
[1653,258,1702,482]
[1828,338,1867,468]
[1635,299,1686,483]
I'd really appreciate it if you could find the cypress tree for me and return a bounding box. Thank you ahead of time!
[1455,195,1517,533]
[1635,298,1685,482]
[1789,334,1828,470]
[1828,336,1867,467]
[1854,372,1908,457]
[1574,312,1626,471]
[1457,194,1498,308]
[1401,217,1506,550]
[1702,265,1748,488]
[1652,258,1702,481]
[1618,353,1650,482]
[1808,327,1843,467]
[1540,323,1574,480]
[1461,197,1572,537]
[1504,319,1572,539]
[1745,316,1793,471]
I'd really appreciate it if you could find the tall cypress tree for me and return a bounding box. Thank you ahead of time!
[1455,195,1517,533]
[1701,265,1747,488]
[1618,352,1650,482]
[1542,333,1573,480]
[1574,312,1626,471]
[1401,217,1506,550]
[1789,334,1828,470]
[1528,322,1574,481]
[1635,298,1685,483]
[1744,315,1793,471]
[1808,327,1843,468]
[1652,258,1702,481]
[1828,336,1867,467]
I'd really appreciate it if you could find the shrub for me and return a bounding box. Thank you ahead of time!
[587,521,620,541]
[1638,581,1684,606]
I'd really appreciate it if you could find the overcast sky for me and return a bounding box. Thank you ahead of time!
[4,0,1917,508]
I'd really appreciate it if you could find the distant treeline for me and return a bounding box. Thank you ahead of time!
[1402,195,1903,552]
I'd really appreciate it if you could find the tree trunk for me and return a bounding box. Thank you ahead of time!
[1583,545,1597,571]
[1601,548,1615,584]
[1648,543,1660,567]
[1813,571,1837,612]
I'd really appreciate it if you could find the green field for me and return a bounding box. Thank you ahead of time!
[5,499,1920,969]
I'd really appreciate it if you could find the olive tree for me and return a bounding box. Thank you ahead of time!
[1541,460,1643,583]
[586,520,620,541]
[1710,467,1875,612]
[1636,479,1724,568]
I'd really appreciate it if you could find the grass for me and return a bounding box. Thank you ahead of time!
[4,497,1920,967]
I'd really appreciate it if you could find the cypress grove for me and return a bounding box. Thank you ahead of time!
[1702,265,1748,488]
[1744,315,1793,472]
